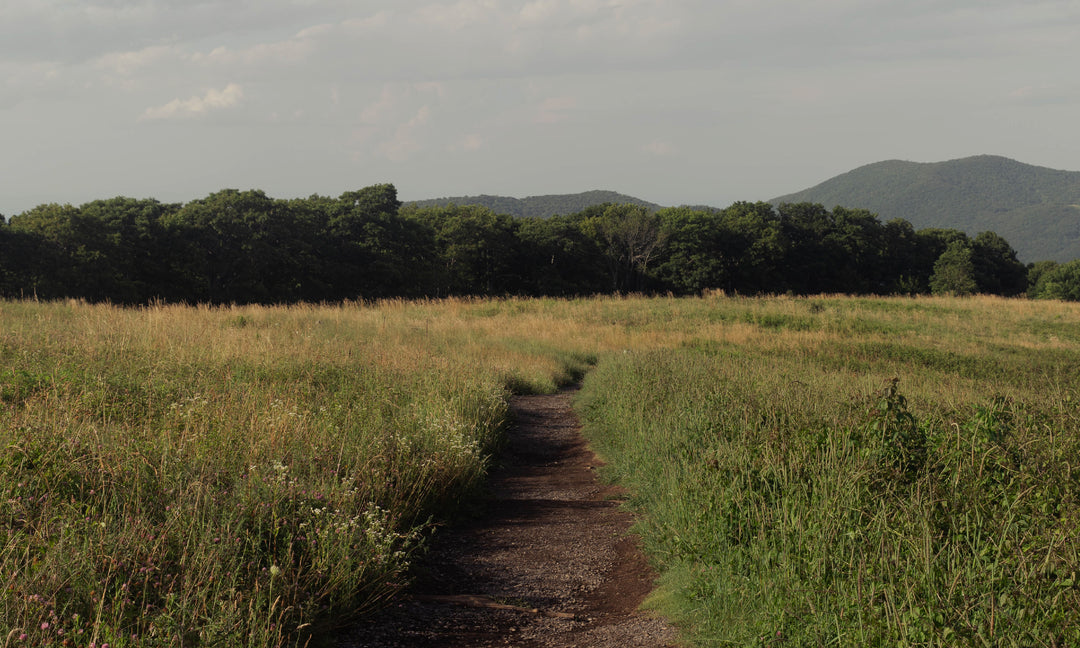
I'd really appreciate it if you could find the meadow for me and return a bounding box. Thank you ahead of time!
[1,295,1078,647]
[577,295,1080,646]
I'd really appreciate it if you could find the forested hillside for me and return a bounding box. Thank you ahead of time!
[1,184,1047,303]
[406,189,661,218]
[771,155,1080,262]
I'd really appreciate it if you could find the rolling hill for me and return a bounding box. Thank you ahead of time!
[406,190,662,218]
[771,155,1080,262]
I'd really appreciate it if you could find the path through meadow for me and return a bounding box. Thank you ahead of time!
[342,386,678,647]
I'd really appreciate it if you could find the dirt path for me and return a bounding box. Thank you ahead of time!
[341,386,679,647]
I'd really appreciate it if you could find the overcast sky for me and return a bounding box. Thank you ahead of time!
[2,0,1079,216]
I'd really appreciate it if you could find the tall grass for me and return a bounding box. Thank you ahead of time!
[0,299,590,647]
[576,295,1080,646]
[5,294,1079,646]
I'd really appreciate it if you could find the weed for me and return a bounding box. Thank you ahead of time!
[865,378,926,481]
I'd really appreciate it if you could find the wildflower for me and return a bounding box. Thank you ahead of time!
[269,565,281,577]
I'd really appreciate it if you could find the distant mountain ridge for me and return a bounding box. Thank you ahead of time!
[406,190,662,218]
[770,155,1080,262]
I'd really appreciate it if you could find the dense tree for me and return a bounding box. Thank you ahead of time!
[778,203,890,293]
[339,183,402,217]
[778,202,837,293]
[78,197,182,302]
[720,202,787,294]
[879,218,924,294]
[0,185,1042,304]
[929,241,978,296]
[1026,260,1058,297]
[404,205,522,296]
[970,231,1028,296]
[906,228,968,293]
[164,190,283,303]
[516,215,607,295]
[0,220,41,298]
[828,206,889,293]
[654,207,733,294]
[328,185,436,299]
[583,204,667,292]
[1029,259,1080,301]
[7,203,117,300]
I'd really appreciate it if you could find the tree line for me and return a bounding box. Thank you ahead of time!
[1,183,1068,305]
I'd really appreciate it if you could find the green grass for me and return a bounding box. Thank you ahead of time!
[576,296,1080,647]
[0,301,521,647]
[3,294,1080,647]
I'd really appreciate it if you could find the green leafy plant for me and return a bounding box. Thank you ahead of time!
[866,378,926,480]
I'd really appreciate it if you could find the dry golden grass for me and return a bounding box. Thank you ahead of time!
[2,293,1079,646]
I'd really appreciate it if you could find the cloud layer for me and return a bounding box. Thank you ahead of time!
[2,0,1079,215]
[141,83,244,120]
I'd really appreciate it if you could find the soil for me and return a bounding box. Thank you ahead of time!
[339,386,680,647]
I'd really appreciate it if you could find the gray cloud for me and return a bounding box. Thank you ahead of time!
[2,0,1079,216]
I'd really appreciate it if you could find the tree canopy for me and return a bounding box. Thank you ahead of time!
[0,184,1047,304]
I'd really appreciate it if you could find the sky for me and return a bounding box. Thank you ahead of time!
[2,0,1080,217]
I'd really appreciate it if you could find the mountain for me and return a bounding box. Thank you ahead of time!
[406,190,662,218]
[770,155,1080,262]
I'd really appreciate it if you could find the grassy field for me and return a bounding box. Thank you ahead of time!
[1,295,1078,646]
[0,298,594,647]
[576,295,1080,646]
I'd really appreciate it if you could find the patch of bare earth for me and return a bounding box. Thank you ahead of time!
[340,386,679,647]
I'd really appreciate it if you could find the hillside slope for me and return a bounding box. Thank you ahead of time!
[406,190,662,218]
[771,155,1080,262]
